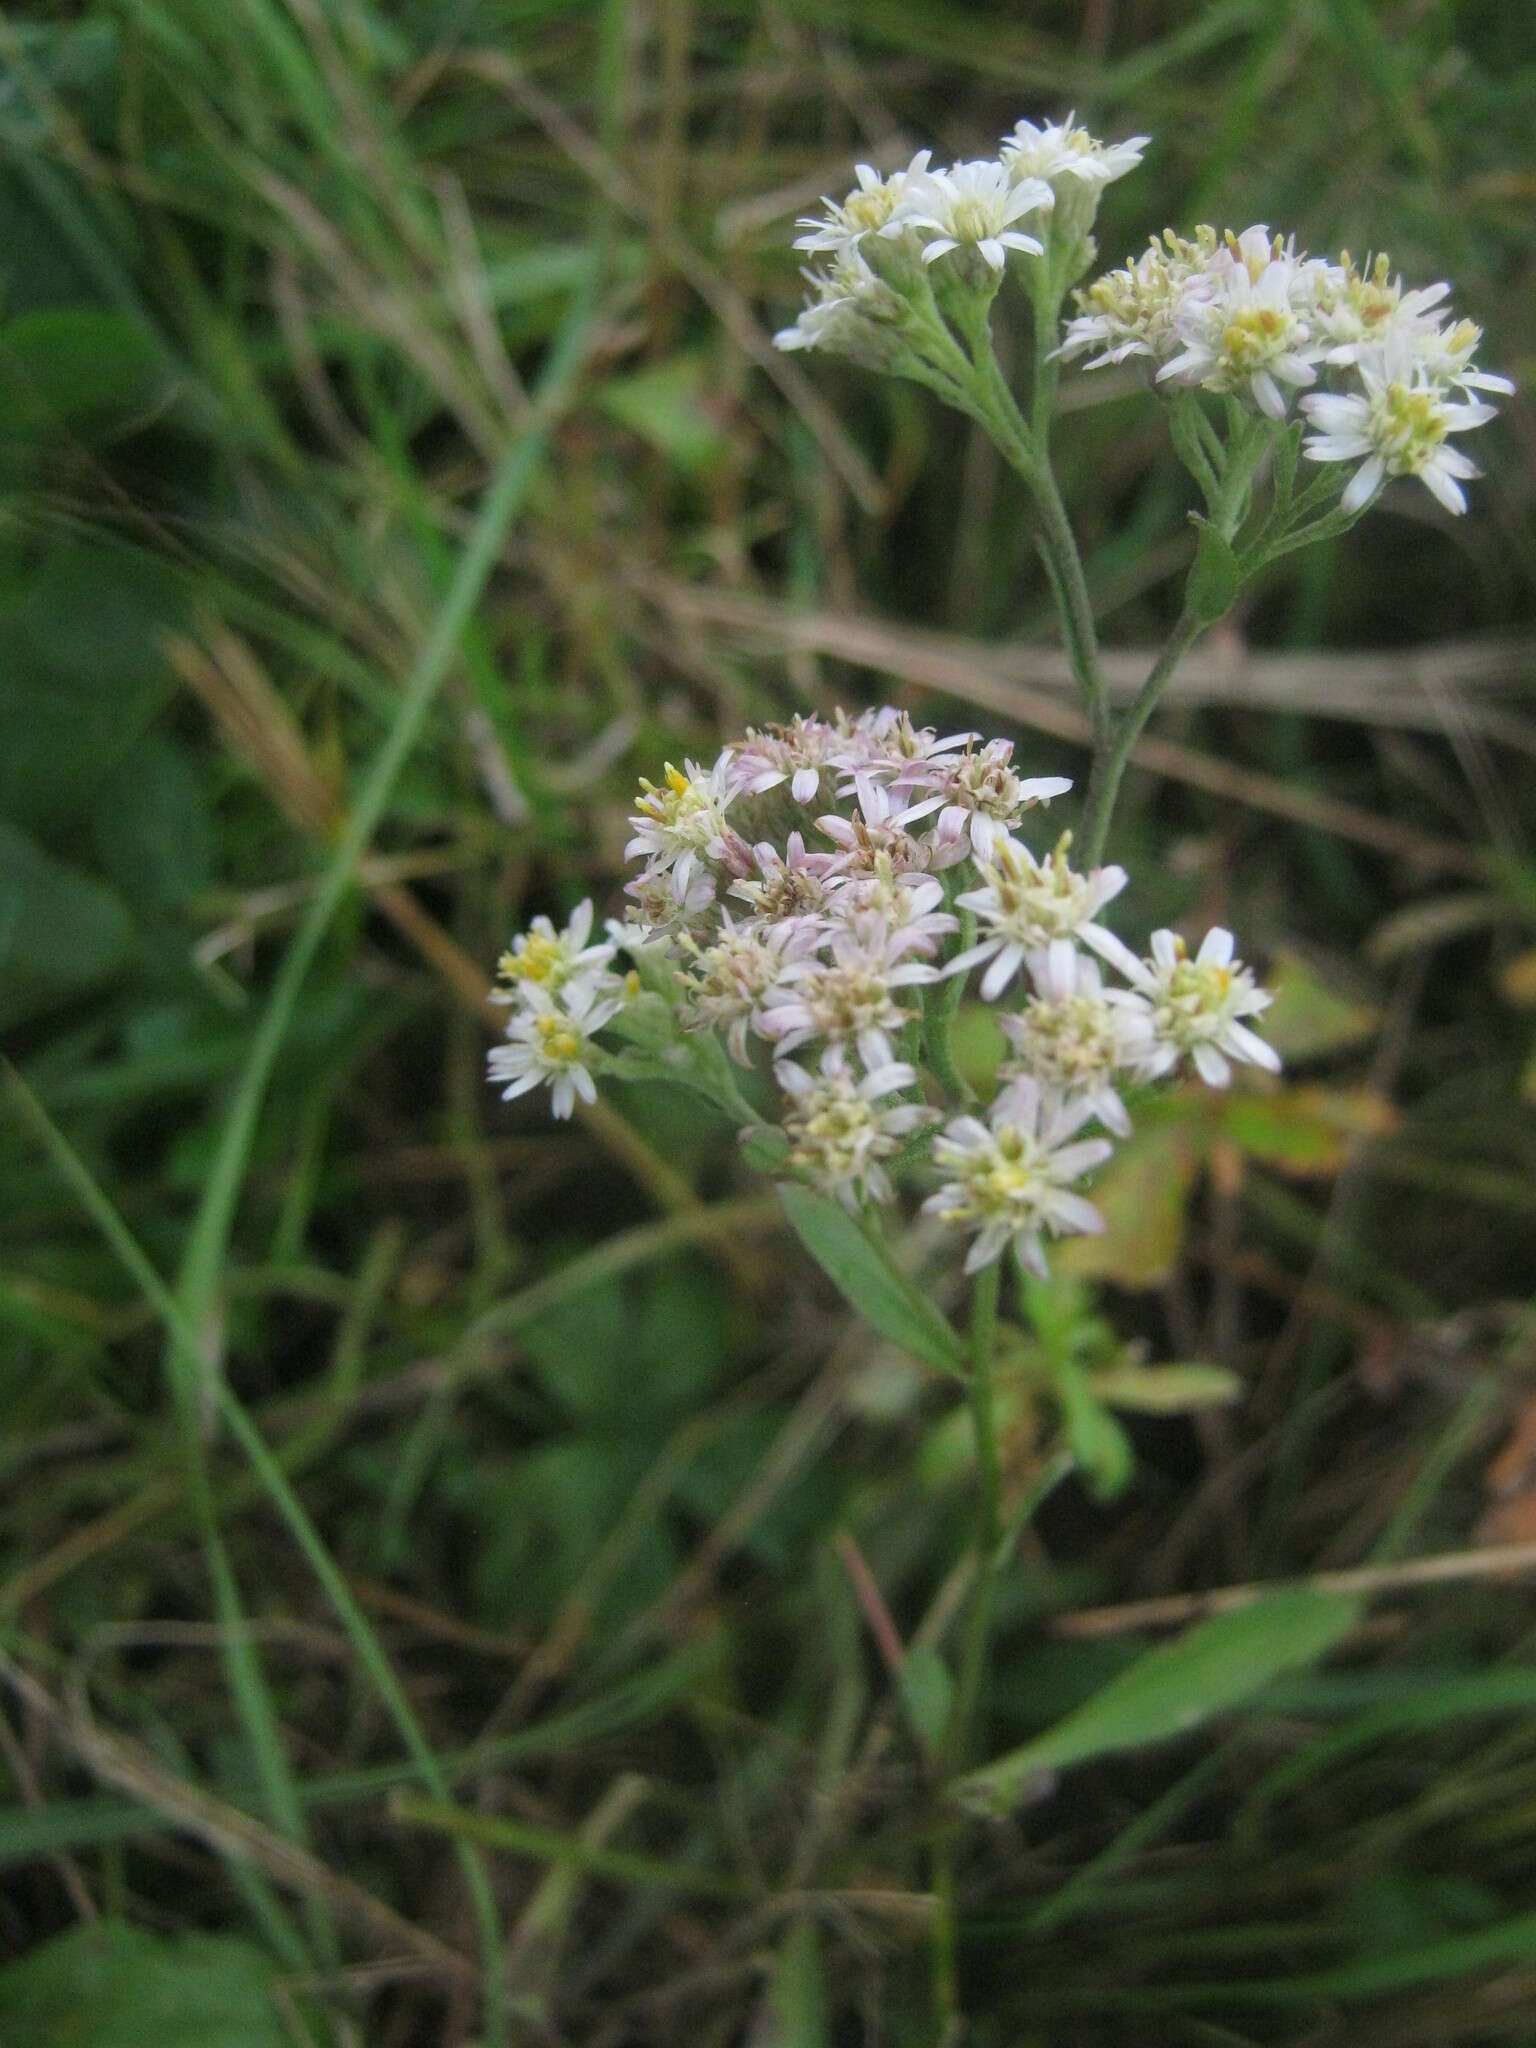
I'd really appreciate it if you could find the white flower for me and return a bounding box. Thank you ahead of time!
[487,979,622,1120]
[681,911,825,1066]
[793,152,933,257]
[828,855,957,959]
[895,738,1073,862]
[946,833,1130,1000]
[998,940,1154,1136]
[493,898,615,1001]
[779,1049,933,1210]
[758,920,939,1071]
[832,706,978,783]
[1415,316,1515,398]
[1309,251,1453,368]
[888,158,1053,271]
[923,1077,1113,1274]
[618,867,716,949]
[727,830,840,921]
[1096,926,1280,1088]
[729,715,846,804]
[1058,227,1219,369]
[773,249,901,355]
[1000,113,1147,193]
[1157,229,1323,419]
[815,773,958,875]
[626,754,736,899]
[1300,338,1498,515]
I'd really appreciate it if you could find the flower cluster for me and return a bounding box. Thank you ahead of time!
[1061,227,1511,512]
[488,710,1280,1277]
[775,114,1145,355]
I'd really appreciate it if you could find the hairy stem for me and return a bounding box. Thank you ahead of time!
[1080,609,1205,866]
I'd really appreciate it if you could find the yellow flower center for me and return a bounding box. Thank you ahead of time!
[1221,304,1292,371]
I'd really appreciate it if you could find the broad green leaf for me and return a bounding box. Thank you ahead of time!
[1093,1362,1242,1413]
[0,818,133,1027]
[0,307,169,437]
[0,1919,288,2048]
[778,1184,963,1376]
[92,736,214,910]
[0,542,182,832]
[954,1587,1362,1815]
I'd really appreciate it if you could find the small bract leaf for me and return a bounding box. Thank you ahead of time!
[779,1184,963,1376]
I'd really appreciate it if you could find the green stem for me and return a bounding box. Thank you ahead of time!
[950,1259,1003,1772]
[924,908,975,1104]
[930,1258,1003,2036]
[1080,609,1204,867]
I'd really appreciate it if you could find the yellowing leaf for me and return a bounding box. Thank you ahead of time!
[1262,953,1380,1061]
[1222,1085,1398,1176]
[1500,949,1536,1010]
[1057,1120,1198,1289]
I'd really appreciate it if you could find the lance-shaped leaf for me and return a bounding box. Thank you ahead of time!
[779,1184,965,1378]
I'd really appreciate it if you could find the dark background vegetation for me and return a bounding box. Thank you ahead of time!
[1,1,1535,2042]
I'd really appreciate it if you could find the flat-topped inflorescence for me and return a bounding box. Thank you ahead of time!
[487,709,1281,1271]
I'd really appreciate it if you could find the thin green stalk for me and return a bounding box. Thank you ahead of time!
[950,1260,1004,1772]
[3,1062,510,2043]
[930,1258,1004,2037]
[1080,609,1205,867]
[924,909,975,1104]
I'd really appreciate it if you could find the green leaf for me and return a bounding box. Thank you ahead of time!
[778,1184,964,1376]
[1055,1356,1134,1501]
[92,737,215,910]
[1057,1118,1199,1289]
[1092,1362,1242,1413]
[0,307,170,439]
[1222,1084,1398,1177]
[598,358,729,471]
[898,1644,954,1755]
[1186,515,1243,624]
[0,542,183,832]
[764,1916,830,2048]
[0,817,134,1027]
[0,1920,289,2048]
[1262,953,1381,1061]
[954,1587,1363,1815]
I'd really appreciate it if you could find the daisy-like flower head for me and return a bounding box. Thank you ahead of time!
[680,910,826,1066]
[1300,336,1498,516]
[626,753,736,900]
[727,830,840,921]
[815,773,958,876]
[1001,112,1149,191]
[946,831,1130,1000]
[730,715,845,805]
[1157,228,1323,419]
[793,151,933,258]
[922,1076,1112,1274]
[899,737,1073,863]
[1096,925,1280,1089]
[773,248,903,357]
[618,867,716,950]
[998,940,1153,1137]
[1309,250,1453,368]
[887,158,1054,272]
[758,920,939,1072]
[1414,315,1515,399]
[828,854,958,960]
[493,897,615,1002]
[778,1048,933,1211]
[487,978,623,1120]
[835,704,977,775]
[1057,227,1220,369]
